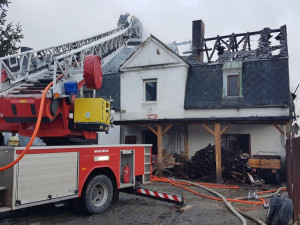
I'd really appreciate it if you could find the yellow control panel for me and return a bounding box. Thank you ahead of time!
[74,98,110,131]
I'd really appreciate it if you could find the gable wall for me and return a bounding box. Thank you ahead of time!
[124,39,183,68]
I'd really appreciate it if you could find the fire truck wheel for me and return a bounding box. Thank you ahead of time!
[82,174,113,215]
[271,198,293,225]
[266,194,283,225]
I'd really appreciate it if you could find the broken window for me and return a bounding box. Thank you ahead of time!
[227,75,239,96]
[144,79,157,101]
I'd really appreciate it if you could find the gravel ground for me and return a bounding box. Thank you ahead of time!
[0,181,286,225]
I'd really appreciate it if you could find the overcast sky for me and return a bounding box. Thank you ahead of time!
[5,0,300,91]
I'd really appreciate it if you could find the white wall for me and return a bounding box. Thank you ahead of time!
[188,124,286,160]
[120,65,188,120]
[98,112,121,145]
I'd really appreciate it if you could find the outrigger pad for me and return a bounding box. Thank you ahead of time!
[83,55,103,90]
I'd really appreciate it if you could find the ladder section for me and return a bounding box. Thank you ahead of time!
[0,15,143,98]
[3,72,61,98]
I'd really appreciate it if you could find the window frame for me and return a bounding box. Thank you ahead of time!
[143,79,157,102]
[227,74,240,97]
[223,72,242,98]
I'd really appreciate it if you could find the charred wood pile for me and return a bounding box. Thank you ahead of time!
[159,144,266,184]
[186,144,251,182]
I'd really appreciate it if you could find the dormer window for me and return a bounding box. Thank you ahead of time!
[223,62,242,97]
[227,74,239,96]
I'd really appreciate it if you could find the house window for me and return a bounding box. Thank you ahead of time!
[227,75,239,96]
[144,79,157,101]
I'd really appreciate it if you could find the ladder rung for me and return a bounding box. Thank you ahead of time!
[26,87,45,90]
[37,78,53,83]
[21,83,35,87]
[19,90,43,94]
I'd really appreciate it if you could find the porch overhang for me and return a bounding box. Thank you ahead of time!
[113,116,294,125]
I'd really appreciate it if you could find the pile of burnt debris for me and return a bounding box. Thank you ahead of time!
[157,144,279,185]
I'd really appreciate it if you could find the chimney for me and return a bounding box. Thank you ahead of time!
[192,20,205,62]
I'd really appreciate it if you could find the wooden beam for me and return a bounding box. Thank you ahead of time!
[184,125,189,156]
[157,125,163,176]
[286,122,291,140]
[162,124,174,136]
[146,125,158,136]
[201,123,215,136]
[273,123,285,136]
[214,123,222,183]
[220,123,232,136]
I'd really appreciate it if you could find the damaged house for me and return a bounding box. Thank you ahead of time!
[98,20,293,182]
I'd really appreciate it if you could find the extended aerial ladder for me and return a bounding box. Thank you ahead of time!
[0,15,142,142]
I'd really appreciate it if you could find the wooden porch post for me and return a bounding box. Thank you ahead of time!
[146,124,174,176]
[214,123,222,183]
[184,125,189,156]
[157,124,163,176]
[201,123,231,183]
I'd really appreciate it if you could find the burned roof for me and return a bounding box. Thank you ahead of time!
[186,25,288,65]
[184,25,290,109]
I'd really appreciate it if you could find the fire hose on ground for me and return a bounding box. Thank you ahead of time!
[152,176,286,225]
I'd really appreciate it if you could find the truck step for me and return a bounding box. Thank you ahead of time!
[0,186,7,191]
[0,206,11,213]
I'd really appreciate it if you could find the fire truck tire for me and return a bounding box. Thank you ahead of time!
[266,194,283,225]
[112,188,119,204]
[271,198,293,225]
[82,174,113,215]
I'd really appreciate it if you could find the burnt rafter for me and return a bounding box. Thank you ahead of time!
[188,25,287,64]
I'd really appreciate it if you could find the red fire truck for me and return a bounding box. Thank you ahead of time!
[0,144,152,214]
[0,15,183,215]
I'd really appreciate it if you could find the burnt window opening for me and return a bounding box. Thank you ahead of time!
[221,134,250,155]
[227,75,239,96]
[144,79,157,101]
